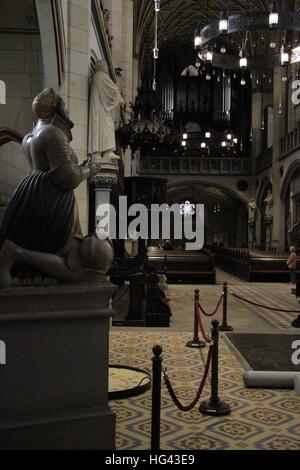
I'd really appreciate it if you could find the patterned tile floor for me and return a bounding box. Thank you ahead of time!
[110,331,300,450]
[110,270,300,450]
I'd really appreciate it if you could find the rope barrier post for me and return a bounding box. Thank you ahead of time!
[199,320,231,417]
[151,344,163,451]
[186,289,206,349]
[219,282,234,332]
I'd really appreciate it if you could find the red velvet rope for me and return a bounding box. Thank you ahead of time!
[198,294,223,317]
[163,346,212,411]
[195,303,212,343]
[230,291,300,314]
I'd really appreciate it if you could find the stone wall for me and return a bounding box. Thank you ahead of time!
[0,32,43,203]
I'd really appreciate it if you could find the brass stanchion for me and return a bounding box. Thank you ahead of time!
[151,345,163,451]
[186,289,206,348]
[199,320,231,416]
[219,282,233,332]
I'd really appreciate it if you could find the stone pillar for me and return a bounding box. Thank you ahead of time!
[251,91,263,160]
[248,221,256,249]
[66,0,91,236]
[89,153,119,234]
[271,67,286,251]
[265,218,272,251]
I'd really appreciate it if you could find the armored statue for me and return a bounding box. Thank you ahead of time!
[248,199,257,223]
[0,88,114,289]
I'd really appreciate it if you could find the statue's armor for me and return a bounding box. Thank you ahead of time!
[22,115,90,191]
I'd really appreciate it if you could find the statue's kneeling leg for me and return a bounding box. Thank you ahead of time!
[0,239,83,288]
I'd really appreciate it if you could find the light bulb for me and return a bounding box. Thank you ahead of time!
[206,51,213,62]
[201,142,206,148]
[240,57,247,69]
[194,26,202,48]
[183,132,188,140]
[206,73,211,80]
[241,78,246,85]
[269,12,279,27]
[154,0,160,11]
[219,19,228,33]
[205,131,211,138]
[220,45,226,54]
[281,46,289,65]
[194,35,202,48]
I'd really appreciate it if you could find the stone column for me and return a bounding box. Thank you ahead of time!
[251,91,263,160]
[66,0,91,236]
[89,154,119,235]
[265,218,273,251]
[248,221,256,249]
[271,67,286,251]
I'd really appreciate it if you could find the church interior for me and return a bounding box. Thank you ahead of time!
[0,0,300,453]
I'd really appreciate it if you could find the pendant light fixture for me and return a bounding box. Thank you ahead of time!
[269,1,279,28]
[219,9,228,33]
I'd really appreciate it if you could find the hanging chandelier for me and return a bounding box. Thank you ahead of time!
[194,4,300,70]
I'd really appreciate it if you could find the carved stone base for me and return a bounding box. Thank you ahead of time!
[0,284,116,450]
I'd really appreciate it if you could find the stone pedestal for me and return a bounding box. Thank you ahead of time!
[0,284,116,450]
[265,218,273,251]
[248,220,256,249]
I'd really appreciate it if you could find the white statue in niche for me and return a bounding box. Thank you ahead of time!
[264,190,273,220]
[88,60,124,161]
[248,199,257,223]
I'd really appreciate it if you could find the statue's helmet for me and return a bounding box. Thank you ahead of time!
[32,88,58,119]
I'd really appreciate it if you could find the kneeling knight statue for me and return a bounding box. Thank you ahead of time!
[0,88,114,288]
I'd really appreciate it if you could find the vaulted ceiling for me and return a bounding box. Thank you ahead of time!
[135,0,300,69]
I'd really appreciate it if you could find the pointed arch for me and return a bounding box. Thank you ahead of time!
[0,128,24,147]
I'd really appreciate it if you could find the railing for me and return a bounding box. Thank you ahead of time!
[280,126,300,158]
[138,157,251,176]
[256,147,273,173]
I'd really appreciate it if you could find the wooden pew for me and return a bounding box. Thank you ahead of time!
[209,245,297,282]
[147,247,216,284]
